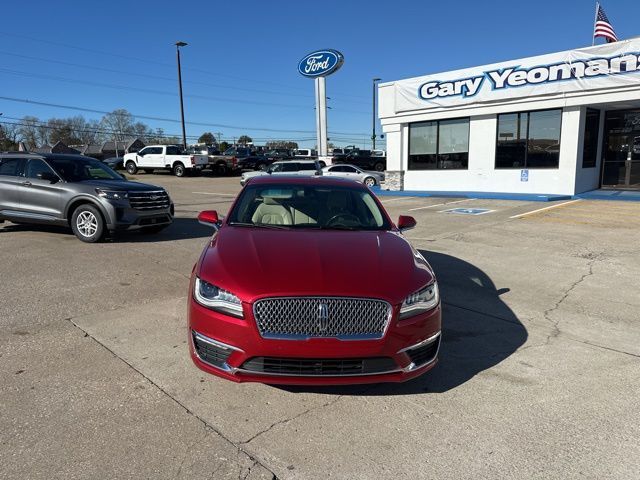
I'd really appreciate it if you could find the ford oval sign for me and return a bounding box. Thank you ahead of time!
[298,49,344,78]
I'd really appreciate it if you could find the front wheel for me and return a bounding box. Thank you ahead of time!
[125,161,138,175]
[71,204,105,243]
[173,163,186,177]
[363,176,377,187]
[373,162,385,172]
[215,163,228,175]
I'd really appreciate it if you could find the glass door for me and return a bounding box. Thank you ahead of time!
[601,110,640,190]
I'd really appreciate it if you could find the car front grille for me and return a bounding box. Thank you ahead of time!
[240,356,397,376]
[253,297,392,340]
[128,190,170,210]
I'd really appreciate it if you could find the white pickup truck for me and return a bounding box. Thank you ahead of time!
[124,145,208,177]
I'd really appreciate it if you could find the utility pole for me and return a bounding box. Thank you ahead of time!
[175,41,188,149]
[372,78,381,150]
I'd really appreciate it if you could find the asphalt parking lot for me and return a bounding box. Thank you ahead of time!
[2,172,639,479]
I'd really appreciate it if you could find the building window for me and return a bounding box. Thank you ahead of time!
[408,118,469,170]
[582,108,600,168]
[496,109,562,169]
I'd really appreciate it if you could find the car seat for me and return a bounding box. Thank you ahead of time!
[251,197,293,225]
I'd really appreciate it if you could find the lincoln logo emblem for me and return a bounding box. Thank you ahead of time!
[317,303,329,332]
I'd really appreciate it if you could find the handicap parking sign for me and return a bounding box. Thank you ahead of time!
[521,169,529,182]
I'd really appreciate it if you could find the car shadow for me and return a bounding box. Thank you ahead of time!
[278,250,528,396]
[111,217,213,243]
[1,217,213,243]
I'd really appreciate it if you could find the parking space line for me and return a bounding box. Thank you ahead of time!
[509,199,582,219]
[409,198,475,212]
[379,197,412,204]
[192,192,236,196]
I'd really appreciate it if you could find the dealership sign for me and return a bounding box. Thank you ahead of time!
[394,39,640,112]
[298,49,344,78]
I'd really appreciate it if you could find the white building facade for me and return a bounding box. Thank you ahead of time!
[379,39,640,195]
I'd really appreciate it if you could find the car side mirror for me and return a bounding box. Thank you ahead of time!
[37,171,58,183]
[198,210,221,230]
[397,215,416,232]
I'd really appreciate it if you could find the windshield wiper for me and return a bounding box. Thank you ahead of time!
[228,222,291,230]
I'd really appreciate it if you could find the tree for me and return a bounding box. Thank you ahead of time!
[198,132,217,145]
[219,141,230,152]
[265,140,298,150]
[17,116,41,149]
[0,123,18,150]
[237,135,253,145]
[100,109,135,142]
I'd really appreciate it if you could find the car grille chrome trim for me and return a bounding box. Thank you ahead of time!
[253,296,392,340]
[191,330,241,373]
[128,190,170,211]
[399,332,441,372]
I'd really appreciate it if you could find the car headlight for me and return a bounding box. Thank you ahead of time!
[399,282,439,319]
[194,277,244,318]
[96,188,128,200]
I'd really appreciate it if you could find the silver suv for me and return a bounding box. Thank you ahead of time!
[0,152,174,242]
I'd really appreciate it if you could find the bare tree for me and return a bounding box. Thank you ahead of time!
[17,116,41,149]
[100,109,135,142]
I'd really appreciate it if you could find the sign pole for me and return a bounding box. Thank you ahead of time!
[315,77,328,157]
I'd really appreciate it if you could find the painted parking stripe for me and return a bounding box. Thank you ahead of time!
[509,199,582,219]
[379,197,412,204]
[408,198,476,212]
[192,192,236,196]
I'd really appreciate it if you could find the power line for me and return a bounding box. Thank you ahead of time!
[0,31,369,101]
[0,96,369,136]
[0,51,371,106]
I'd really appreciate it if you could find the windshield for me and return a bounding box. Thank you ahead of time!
[47,157,123,182]
[228,184,390,230]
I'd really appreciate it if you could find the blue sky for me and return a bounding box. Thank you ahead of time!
[0,0,636,148]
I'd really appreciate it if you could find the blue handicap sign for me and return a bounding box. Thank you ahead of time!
[442,208,493,215]
[521,169,529,182]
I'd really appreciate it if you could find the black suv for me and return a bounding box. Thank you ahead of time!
[0,153,174,242]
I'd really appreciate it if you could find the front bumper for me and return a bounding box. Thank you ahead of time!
[188,296,441,385]
[100,199,174,231]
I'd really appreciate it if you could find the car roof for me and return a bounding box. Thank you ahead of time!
[322,163,361,170]
[248,175,366,188]
[0,152,95,161]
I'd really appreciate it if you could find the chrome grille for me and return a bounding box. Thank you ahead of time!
[128,190,170,210]
[253,297,392,340]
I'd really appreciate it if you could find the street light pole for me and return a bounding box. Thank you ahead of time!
[175,41,188,149]
[372,78,381,150]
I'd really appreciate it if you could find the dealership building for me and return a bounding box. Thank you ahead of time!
[379,38,640,195]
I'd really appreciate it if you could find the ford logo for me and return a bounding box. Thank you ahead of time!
[298,49,344,78]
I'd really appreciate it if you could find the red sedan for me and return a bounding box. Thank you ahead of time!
[188,176,441,385]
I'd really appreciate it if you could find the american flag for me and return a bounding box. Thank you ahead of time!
[594,4,618,43]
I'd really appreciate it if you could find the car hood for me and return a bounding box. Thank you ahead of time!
[242,171,268,179]
[197,227,434,305]
[78,179,165,192]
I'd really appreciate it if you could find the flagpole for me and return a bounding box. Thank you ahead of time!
[592,1,599,46]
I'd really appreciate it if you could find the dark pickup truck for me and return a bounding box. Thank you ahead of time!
[334,150,386,172]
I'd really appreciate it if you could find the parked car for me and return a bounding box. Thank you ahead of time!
[236,153,273,172]
[334,149,386,172]
[102,156,124,170]
[322,164,384,187]
[264,149,294,161]
[189,176,441,384]
[0,153,174,242]
[207,147,255,175]
[123,145,208,177]
[294,148,317,158]
[240,159,322,186]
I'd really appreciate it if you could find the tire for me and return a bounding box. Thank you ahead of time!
[143,169,154,174]
[215,163,228,175]
[363,176,377,187]
[173,162,186,177]
[125,161,138,175]
[140,225,169,234]
[70,204,105,243]
[373,162,385,172]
